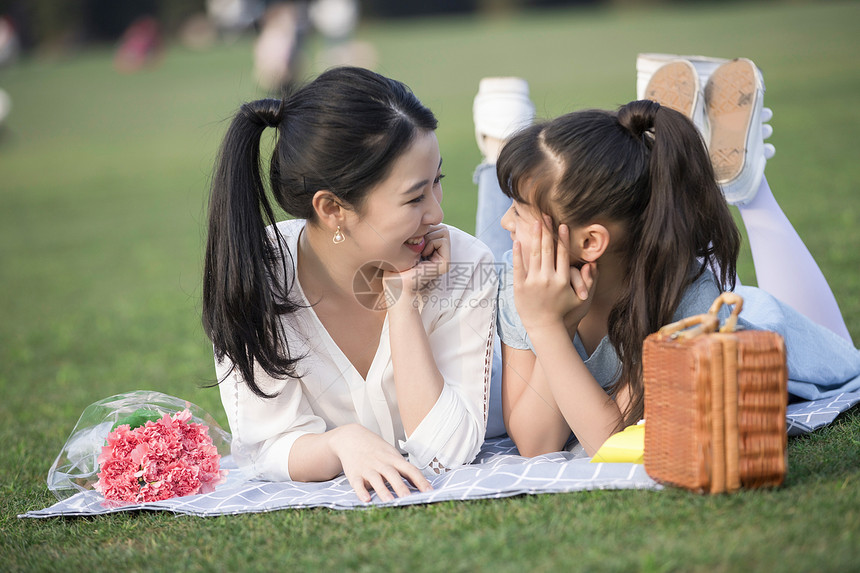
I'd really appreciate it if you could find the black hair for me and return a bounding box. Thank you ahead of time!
[497,100,740,426]
[202,67,438,398]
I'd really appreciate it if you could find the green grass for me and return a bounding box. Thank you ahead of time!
[2,1,860,571]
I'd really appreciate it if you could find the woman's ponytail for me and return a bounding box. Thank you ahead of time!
[202,97,302,398]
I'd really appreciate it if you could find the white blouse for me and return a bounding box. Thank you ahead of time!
[217,219,498,481]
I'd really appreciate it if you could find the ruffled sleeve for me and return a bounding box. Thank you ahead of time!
[214,219,327,482]
[217,356,326,481]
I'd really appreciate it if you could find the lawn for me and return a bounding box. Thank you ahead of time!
[2,1,859,571]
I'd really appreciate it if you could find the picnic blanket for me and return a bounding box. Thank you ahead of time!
[19,390,860,519]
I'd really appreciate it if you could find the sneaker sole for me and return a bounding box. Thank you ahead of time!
[705,59,757,183]
[643,60,698,118]
[636,53,728,100]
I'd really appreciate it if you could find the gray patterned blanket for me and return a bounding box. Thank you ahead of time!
[20,391,859,519]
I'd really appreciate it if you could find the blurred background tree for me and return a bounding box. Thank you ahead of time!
[0,0,613,53]
[0,0,204,51]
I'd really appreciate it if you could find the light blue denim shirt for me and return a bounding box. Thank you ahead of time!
[496,250,724,389]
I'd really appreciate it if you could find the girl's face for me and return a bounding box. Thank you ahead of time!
[344,129,444,271]
[501,198,580,272]
[500,199,541,270]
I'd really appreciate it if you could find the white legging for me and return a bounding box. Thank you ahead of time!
[740,176,852,342]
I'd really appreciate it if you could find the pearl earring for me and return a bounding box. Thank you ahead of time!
[332,226,345,244]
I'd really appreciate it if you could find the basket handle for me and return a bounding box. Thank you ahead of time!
[655,292,745,340]
[656,313,720,340]
[708,292,744,333]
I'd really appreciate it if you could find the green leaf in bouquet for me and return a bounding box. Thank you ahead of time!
[112,408,164,431]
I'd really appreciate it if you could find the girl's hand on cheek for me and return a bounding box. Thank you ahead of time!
[513,220,594,332]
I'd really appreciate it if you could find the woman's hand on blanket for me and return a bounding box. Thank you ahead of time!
[331,424,432,503]
[512,220,597,334]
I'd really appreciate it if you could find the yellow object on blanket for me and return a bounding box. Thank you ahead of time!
[590,423,645,464]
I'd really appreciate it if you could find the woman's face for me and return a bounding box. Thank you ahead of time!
[344,129,444,272]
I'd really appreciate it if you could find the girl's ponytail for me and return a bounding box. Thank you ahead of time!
[634,101,739,290]
[203,97,302,398]
[612,100,740,424]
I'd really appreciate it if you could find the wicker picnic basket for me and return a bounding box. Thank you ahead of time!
[642,292,788,493]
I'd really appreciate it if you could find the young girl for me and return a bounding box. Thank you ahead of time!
[202,67,497,502]
[488,60,860,457]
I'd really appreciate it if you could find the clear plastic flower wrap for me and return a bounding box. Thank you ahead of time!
[47,390,231,501]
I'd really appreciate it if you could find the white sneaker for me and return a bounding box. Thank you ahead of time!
[636,52,728,100]
[473,77,535,164]
[704,58,766,205]
[642,59,707,141]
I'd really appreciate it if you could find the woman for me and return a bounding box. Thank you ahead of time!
[202,67,496,502]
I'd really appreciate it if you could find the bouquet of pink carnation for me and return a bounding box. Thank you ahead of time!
[95,408,227,503]
[48,391,231,502]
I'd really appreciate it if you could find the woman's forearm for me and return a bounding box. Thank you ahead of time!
[288,428,346,482]
[388,297,444,435]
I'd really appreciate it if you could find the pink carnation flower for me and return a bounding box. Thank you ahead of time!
[95,409,226,503]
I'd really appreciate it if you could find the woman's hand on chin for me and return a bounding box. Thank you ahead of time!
[384,225,450,302]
